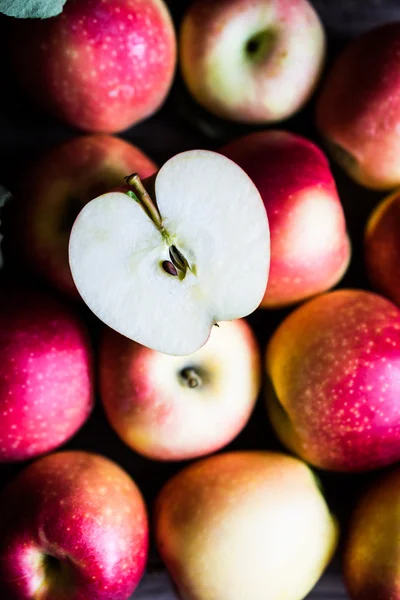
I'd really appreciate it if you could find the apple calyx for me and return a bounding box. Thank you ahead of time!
[125,173,192,280]
[179,367,202,389]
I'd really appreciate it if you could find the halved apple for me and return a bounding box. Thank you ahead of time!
[69,150,270,355]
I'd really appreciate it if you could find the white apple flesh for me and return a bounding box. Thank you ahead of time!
[69,150,270,355]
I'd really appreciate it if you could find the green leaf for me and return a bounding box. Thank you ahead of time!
[126,190,141,203]
[0,186,12,270]
[0,0,67,19]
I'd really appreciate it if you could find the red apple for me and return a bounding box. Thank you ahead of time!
[221,130,350,307]
[316,23,400,190]
[344,466,400,600]
[180,0,325,124]
[267,289,400,472]
[100,319,260,460]
[0,450,148,600]
[154,451,338,600]
[11,135,157,298]
[9,0,176,133]
[0,287,93,462]
[365,189,400,306]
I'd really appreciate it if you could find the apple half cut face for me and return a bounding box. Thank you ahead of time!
[69,150,270,355]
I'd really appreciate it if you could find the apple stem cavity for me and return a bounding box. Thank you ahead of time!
[245,29,278,63]
[180,367,202,389]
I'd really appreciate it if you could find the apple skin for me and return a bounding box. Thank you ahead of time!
[154,451,338,600]
[9,0,176,133]
[221,130,350,308]
[11,135,157,298]
[316,23,400,190]
[344,467,400,600]
[267,289,400,472]
[0,450,148,600]
[100,319,261,461]
[0,287,94,462]
[180,0,325,124]
[365,190,400,306]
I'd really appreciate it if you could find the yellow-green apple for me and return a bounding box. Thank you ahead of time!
[180,0,325,124]
[154,451,338,600]
[267,289,400,472]
[100,319,260,460]
[0,450,148,600]
[365,190,400,306]
[0,287,93,462]
[316,23,400,190]
[344,467,400,600]
[221,130,350,308]
[8,0,176,133]
[69,150,270,355]
[11,135,156,298]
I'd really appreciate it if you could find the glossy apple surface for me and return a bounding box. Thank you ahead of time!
[267,289,400,472]
[11,135,156,298]
[0,451,148,599]
[155,451,338,600]
[9,0,176,132]
[221,130,350,307]
[100,319,260,460]
[316,23,400,190]
[180,0,325,123]
[365,189,400,306]
[0,287,93,461]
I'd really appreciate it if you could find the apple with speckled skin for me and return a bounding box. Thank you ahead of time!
[365,190,400,306]
[100,319,260,460]
[267,289,400,472]
[180,0,325,124]
[344,466,400,600]
[0,451,148,600]
[0,287,93,462]
[155,451,338,600]
[11,135,156,298]
[316,23,400,190]
[9,0,176,133]
[221,130,350,308]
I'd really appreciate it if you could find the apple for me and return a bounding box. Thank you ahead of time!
[69,149,270,355]
[365,189,400,306]
[344,466,400,600]
[100,319,260,460]
[154,451,338,600]
[0,450,148,600]
[8,0,176,133]
[0,287,93,462]
[316,23,400,190]
[179,0,325,124]
[221,130,350,308]
[267,289,400,472]
[11,135,157,298]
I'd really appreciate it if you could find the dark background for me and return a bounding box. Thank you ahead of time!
[1,1,400,598]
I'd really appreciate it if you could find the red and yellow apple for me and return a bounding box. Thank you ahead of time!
[180,0,325,124]
[316,23,400,190]
[11,135,156,298]
[155,451,338,600]
[365,189,400,306]
[344,466,400,600]
[267,289,400,472]
[0,451,148,600]
[0,287,94,462]
[100,319,260,460]
[221,130,350,307]
[9,0,176,132]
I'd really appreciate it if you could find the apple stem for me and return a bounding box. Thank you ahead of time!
[180,368,202,389]
[125,173,163,230]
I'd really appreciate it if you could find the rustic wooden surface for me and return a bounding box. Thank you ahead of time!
[1,1,400,598]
